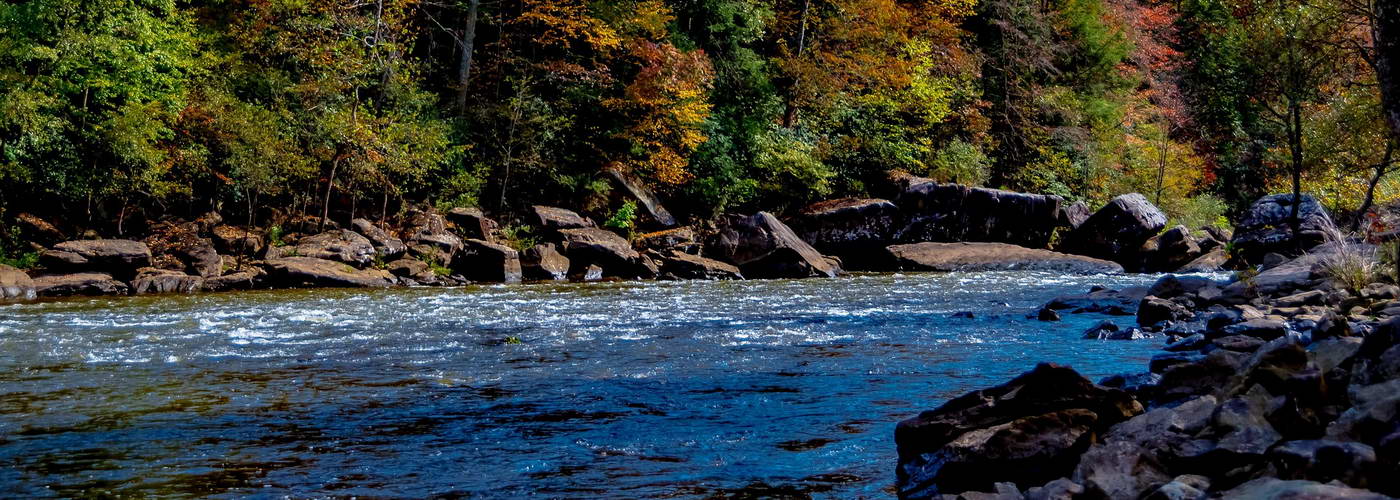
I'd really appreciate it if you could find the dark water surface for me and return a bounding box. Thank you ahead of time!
[0,272,1172,498]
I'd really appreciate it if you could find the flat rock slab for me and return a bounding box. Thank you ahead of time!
[263,257,394,288]
[887,242,1122,274]
[32,273,130,297]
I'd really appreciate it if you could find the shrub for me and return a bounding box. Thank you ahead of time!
[1315,226,1378,293]
[499,224,539,252]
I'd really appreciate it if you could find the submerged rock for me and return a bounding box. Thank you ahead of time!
[886,242,1122,274]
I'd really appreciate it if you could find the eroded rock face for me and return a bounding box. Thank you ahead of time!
[558,228,647,278]
[456,239,522,283]
[295,230,377,266]
[1231,193,1336,265]
[533,205,594,231]
[521,243,570,281]
[130,268,203,295]
[887,242,1122,274]
[263,257,394,288]
[791,198,901,267]
[1063,193,1167,264]
[51,239,152,277]
[0,264,36,301]
[351,219,407,259]
[895,363,1142,498]
[705,212,840,279]
[32,273,129,297]
[895,181,1063,249]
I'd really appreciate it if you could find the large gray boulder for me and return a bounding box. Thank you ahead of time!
[0,264,35,301]
[1063,194,1167,264]
[895,180,1063,249]
[130,268,204,295]
[351,218,407,259]
[1230,193,1336,264]
[706,212,840,279]
[32,272,130,297]
[887,242,1122,274]
[50,239,152,277]
[456,239,522,283]
[654,250,744,280]
[295,230,377,266]
[263,257,394,288]
[558,227,648,278]
[895,363,1142,498]
[790,198,901,267]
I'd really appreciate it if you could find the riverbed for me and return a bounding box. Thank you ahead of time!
[0,272,1169,497]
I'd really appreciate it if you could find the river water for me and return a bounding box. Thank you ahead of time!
[0,272,1171,498]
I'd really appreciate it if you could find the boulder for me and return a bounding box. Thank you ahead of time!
[1138,296,1192,327]
[203,269,265,292]
[445,207,498,241]
[558,228,647,278]
[51,239,152,277]
[655,250,744,280]
[456,239,522,283]
[404,209,463,256]
[1218,477,1390,499]
[791,198,900,267]
[895,181,1063,249]
[32,273,129,297]
[130,268,203,295]
[1072,440,1171,499]
[1269,440,1379,488]
[295,230,377,266]
[350,219,407,259]
[521,243,570,281]
[533,205,594,231]
[895,363,1141,497]
[144,221,221,278]
[0,264,36,301]
[1083,320,1120,340]
[263,257,394,288]
[210,225,267,256]
[1143,475,1210,500]
[1139,225,1204,272]
[1147,275,1219,300]
[1059,201,1091,230]
[1063,194,1168,264]
[634,227,698,252]
[605,166,677,227]
[706,212,840,279]
[1230,193,1336,264]
[1025,478,1084,500]
[1221,318,1288,341]
[385,258,429,277]
[1178,247,1228,273]
[887,242,1123,274]
[1044,286,1147,315]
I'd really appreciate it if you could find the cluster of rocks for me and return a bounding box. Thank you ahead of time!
[793,173,1238,273]
[1,203,853,299]
[895,242,1400,499]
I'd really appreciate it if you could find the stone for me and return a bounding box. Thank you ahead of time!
[1153,349,1251,405]
[1361,283,1400,300]
[0,264,36,301]
[1024,478,1083,500]
[39,249,88,270]
[295,230,377,266]
[896,363,1141,497]
[203,269,265,292]
[263,257,394,288]
[1138,296,1192,327]
[1037,307,1061,322]
[1059,201,1091,230]
[558,228,648,278]
[1222,318,1288,340]
[210,225,267,256]
[1218,477,1390,499]
[706,212,840,279]
[655,250,744,280]
[1063,193,1168,264]
[1230,194,1337,264]
[634,227,698,252]
[521,243,570,281]
[32,273,129,297]
[385,258,429,277]
[1276,290,1327,308]
[533,205,594,231]
[957,482,1025,500]
[1147,275,1219,300]
[130,268,203,295]
[1142,475,1210,500]
[1140,225,1204,272]
[351,218,408,259]
[1072,440,1171,499]
[1178,247,1228,273]
[1044,286,1147,315]
[1083,320,1120,339]
[1165,333,1209,352]
[404,209,463,256]
[887,242,1123,274]
[1212,335,1266,352]
[791,198,901,267]
[1269,440,1379,488]
[444,207,498,241]
[51,239,152,277]
[455,239,522,283]
[894,180,1064,249]
[1211,385,1284,458]
[1151,352,1203,373]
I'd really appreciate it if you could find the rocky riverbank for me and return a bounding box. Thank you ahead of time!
[2,173,1264,301]
[894,242,1400,499]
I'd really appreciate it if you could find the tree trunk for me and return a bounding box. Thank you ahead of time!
[321,159,339,233]
[1377,0,1400,136]
[455,0,480,113]
[1288,99,1304,244]
[1353,141,1396,232]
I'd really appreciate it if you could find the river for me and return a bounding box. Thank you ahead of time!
[0,272,1170,498]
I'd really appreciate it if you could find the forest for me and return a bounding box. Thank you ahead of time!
[1,0,1399,257]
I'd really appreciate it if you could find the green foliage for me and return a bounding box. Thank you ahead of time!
[1169,194,1230,233]
[266,226,285,247]
[604,200,638,232]
[499,224,540,253]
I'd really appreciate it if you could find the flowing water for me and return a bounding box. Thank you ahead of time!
[0,272,1174,498]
